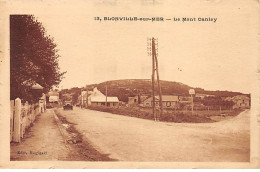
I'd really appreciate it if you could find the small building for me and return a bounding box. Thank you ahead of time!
[142,95,179,109]
[179,95,192,103]
[128,95,139,105]
[91,96,119,107]
[79,87,119,108]
[48,91,59,103]
[49,95,59,103]
[128,95,149,106]
[195,93,215,100]
[230,95,250,109]
[140,95,149,103]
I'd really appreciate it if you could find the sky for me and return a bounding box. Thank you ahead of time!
[13,0,258,94]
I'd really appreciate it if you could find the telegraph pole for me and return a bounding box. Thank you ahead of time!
[153,38,163,120]
[148,38,155,120]
[148,37,163,121]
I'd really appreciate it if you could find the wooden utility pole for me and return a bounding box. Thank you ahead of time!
[151,73,155,120]
[153,38,163,120]
[148,37,163,121]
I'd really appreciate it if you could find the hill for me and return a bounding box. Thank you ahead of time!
[82,79,245,102]
[60,79,247,103]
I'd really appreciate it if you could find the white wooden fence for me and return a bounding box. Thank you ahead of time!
[10,98,44,143]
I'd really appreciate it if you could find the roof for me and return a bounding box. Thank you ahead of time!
[159,95,179,101]
[232,95,249,100]
[22,79,44,89]
[91,87,105,97]
[80,88,104,99]
[91,96,119,103]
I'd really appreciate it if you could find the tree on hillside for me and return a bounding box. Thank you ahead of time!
[10,15,66,103]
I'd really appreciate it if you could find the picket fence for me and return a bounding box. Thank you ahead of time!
[10,98,44,143]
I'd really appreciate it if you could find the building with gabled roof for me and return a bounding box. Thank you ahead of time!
[222,95,250,109]
[79,87,119,107]
[228,95,250,109]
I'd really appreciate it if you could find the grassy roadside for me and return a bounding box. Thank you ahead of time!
[87,106,244,123]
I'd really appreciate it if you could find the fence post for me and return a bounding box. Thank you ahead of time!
[13,98,21,142]
[21,104,24,139]
[25,101,28,129]
[10,100,14,142]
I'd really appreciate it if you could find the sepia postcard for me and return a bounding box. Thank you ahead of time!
[0,0,260,169]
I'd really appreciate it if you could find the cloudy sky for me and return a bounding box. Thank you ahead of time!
[9,0,259,93]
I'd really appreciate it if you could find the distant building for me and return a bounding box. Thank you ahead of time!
[79,87,119,108]
[91,96,119,107]
[142,95,179,108]
[229,95,250,109]
[128,95,149,106]
[128,96,139,105]
[140,95,149,103]
[179,96,192,103]
[48,91,59,103]
[223,95,250,109]
[195,93,215,100]
[49,95,59,103]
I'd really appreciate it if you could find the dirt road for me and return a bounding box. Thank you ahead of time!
[57,107,250,162]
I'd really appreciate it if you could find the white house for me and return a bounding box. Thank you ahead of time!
[80,87,119,107]
[48,91,59,103]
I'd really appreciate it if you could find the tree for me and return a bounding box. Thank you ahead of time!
[202,96,234,110]
[10,15,66,103]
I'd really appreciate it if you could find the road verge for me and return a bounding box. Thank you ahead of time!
[53,109,115,161]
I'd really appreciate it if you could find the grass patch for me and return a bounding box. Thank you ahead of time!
[87,106,245,123]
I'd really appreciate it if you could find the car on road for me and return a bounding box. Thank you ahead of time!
[63,101,73,110]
